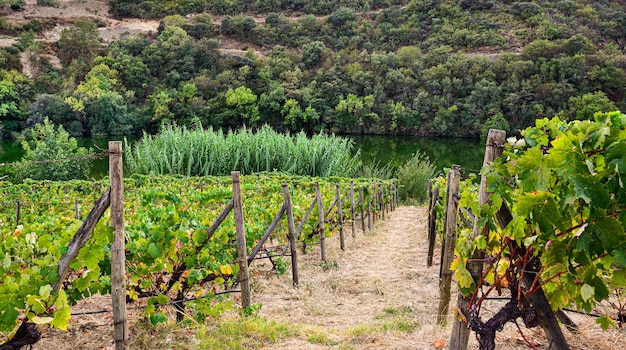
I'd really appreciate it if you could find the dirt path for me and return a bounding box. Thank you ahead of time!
[254,205,449,349]
[252,206,625,350]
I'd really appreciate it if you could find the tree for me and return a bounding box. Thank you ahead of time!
[564,91,617,121]
[13,118,91,182]
[224,86,260,124]
[57,19,101,68]
[65,64,135,135]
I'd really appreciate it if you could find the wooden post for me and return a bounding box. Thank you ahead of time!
[74,200,80,220]
[372,181,377,224]
[450,130,506,348]
[437,165,461,326]
[109,141,128,350]
[232,171,251,309]
[315,182,326,262]
[282,184,299,287]
[350,181,355,239]
[359,187,365,233]
[427,182,439,267]
[16,200,20,224]
[336,184,345,250]
[367,201,372,231]
[380,186,387,220]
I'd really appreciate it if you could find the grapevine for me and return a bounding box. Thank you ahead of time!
[0,173,388,338]
[447,112,626,346]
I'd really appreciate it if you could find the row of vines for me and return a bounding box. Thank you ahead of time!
[431,112,626,349]
[0,173,393,338]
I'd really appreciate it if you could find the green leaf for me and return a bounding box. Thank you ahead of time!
[453,263,474,289]
[596,315,616,330]
[614,250,626,268]
[156,294,168,305]
[149,312,167,325]
[147,243,163,258]
[26,295,47,314]
[580,283,594,302]
[50,304,71,330]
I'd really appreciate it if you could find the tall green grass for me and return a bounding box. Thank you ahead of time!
[125,125,361,177]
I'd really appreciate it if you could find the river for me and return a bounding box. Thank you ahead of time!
[0,135,483,179]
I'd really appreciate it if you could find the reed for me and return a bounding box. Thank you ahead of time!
[125,124,361,177]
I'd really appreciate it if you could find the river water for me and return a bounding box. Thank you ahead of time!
[0,135,483,179]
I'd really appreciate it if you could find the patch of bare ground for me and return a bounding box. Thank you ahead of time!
[252,205,626,350]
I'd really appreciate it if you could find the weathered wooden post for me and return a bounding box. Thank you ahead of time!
[436,165,461,326]
[381,187,386,220]
[315,182,326,261]
[350,181,356,239]
[75,200,80,220]
[109,141,128,350]
[336,184,345,250]
[282,184,299,286]
[367,201,372,232]
[232,171,251,309]
[359,187,366,233]
[372,181,377,224]
[427,180,439,267]
[449,130,506,348]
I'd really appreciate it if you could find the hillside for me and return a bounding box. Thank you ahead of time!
[0,0,625,139]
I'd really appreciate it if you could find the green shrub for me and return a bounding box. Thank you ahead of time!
[396,150,436,204]
[12,118,92,182]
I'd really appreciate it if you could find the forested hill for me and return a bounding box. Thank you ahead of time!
[1,0,625,139]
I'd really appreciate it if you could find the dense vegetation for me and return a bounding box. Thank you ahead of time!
[125,124,362,177]
[432,112,626,343]
[0,174,387,332]
[1,0,625,139]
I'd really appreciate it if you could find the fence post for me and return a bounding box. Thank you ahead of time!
[372,181,377,224]
[282,184,299,287]
[359,187,365,233]
[336,184,345,250]
[380,186,387,220]
[315,182,326,261]
[109,141,128,350]
[437,165,461,325]
[350,181,355,239]
[427,181,439,267]
[367,201,372,232]
[74,200,80,220]
[232,171,251,309]
[449,130,506,348]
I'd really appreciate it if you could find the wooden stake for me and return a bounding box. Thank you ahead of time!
[367,201,372,232]
[350,181,355,239]
[381,188,386,220]
[282,184,299,287]
[427,182,439,267]
[437,165,461,326]
[337,184,345,250]
[53,189,110,294]
[16,200,20,224]
[232,171,251,309]
[359,187,365,233]
[315,182,326,262]
[75,200,80,220]
[450,129,506,348]
[109,141,128,350]
[372,181,377,224]
[295,197,317,238]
